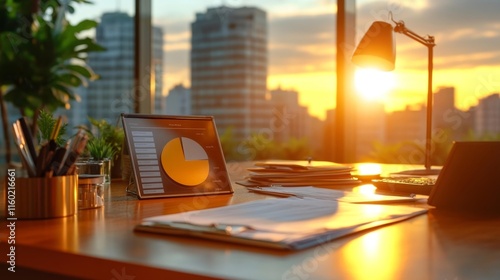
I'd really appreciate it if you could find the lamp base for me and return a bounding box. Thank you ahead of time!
[392,168,441,176]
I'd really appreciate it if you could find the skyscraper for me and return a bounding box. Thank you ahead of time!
[433,86,455,129]
[475,93,500,136]
[166,84,191,115]
[269,87,309,143]
[190,6,271,142]
[85,12,163,125]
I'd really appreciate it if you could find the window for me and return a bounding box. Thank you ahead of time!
[2,1,499,169]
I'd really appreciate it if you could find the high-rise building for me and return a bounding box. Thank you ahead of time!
[85,12,163,125]
[433,86,455,129]
[269,87,306,143]
[268,88,326,158]
[152,23,165,115]
[474,93,500,136]
[432,86,472,140]
[190,6,271,142]
[386,106,426,144]
[166,84,191,115]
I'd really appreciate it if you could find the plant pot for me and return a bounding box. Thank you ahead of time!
[75,158,110,183]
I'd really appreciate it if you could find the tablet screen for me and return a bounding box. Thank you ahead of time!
[122,114,233,199]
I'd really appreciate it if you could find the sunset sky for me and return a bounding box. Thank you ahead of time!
[71,0,500,120]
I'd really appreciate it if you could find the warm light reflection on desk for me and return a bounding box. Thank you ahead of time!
[348,163,380,197]
[342,165,411,279]
[353,184,377,195]
[355,163,382,177]
[342,225,402,279]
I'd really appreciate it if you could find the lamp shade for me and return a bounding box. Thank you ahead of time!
[352,21,395,71]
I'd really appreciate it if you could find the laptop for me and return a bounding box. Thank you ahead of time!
[428,141,500,213]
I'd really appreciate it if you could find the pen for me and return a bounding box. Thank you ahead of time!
[48,116,63,152]
[18,117,38,162]
[47,143,69,175]
[36,116,63,177]
[12,123,36,177]
[55,140,72,175]
[51,116,63,141]
[36,142,49,177]
[57,133,88,176]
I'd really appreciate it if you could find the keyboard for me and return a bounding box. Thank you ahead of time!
[372,177,436,195]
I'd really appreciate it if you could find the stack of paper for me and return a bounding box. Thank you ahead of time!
[135,197,427,250]
[237,160,360,187]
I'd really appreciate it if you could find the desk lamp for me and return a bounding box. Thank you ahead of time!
[352,13,439,175]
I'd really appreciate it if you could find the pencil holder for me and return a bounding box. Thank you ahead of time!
[9,175,78,219]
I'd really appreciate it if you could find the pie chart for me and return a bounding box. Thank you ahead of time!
[161,137,209,186]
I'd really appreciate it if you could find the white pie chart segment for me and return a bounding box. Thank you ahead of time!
[182,137,209,160]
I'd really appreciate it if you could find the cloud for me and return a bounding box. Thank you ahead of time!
[161,1,500,82]
[269,13,335,45]
[357,0,500,69]
[269,13,336,74]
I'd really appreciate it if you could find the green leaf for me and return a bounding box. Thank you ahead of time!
[86,137,116,160]
[51,83,72,96]
[62,64,92,78]
[56,73,83,87]
[37,110,67,145]
[76,38,107,52]
[0,32,29,61]
[66,19,98,34]
[37,110,56,143]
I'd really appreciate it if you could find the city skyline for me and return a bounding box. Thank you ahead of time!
[68,0,500,120]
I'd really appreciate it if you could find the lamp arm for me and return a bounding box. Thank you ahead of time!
[390,13,436,170]
[393,21,435,47]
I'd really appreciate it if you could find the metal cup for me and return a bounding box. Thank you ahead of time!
[10,175,78,219]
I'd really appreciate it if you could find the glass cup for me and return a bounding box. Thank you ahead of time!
[78,175,105,209]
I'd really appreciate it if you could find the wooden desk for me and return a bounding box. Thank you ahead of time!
[2,163,500,279]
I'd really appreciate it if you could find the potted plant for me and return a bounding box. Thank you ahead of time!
[0,0,104,165]
[85,136,115,183]
[79,117,124,181]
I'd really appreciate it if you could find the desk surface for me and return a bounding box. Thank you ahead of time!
[2,163,500,279]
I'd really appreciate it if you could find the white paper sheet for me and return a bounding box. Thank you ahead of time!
[247,186,423,203]
[143,197,426,234]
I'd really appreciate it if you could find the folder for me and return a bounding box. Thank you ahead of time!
[135,197,427,250]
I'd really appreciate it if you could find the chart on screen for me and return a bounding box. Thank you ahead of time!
[161,137,209,186]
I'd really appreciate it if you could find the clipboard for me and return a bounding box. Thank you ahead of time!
[135,197,427,250]
[121,114,233,199]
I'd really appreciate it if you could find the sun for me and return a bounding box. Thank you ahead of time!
[354,68,396,101]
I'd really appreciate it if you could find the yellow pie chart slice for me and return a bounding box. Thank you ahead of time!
[161,137,209,186]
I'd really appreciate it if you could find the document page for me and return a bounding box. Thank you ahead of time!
[138,197,427,249]
[247,186,423,203]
